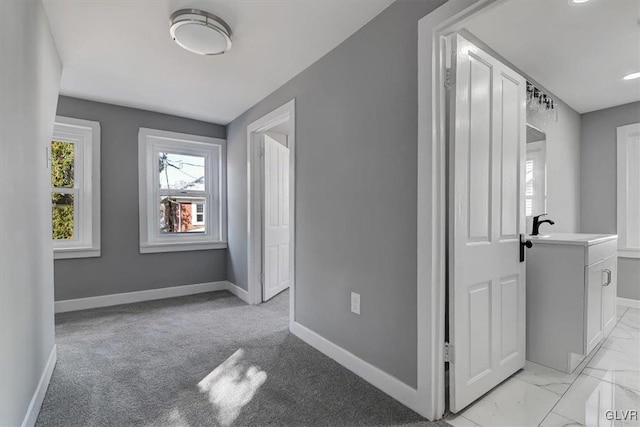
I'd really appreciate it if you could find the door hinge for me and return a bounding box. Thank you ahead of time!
[260,273,265,285]
[445,68,452,88]
[258,146,265,157]
[444,342,454,363]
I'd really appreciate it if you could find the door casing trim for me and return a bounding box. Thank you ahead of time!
[247,99,296,323]
[418,0,505,419]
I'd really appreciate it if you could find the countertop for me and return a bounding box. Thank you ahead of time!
[528,233,618,246]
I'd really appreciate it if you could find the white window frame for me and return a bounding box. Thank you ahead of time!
[51,116,101,259]
[138,128,227,253]
[617,123,640,258]
[525,140,546,218]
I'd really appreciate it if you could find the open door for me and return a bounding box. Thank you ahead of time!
[448,34,527,412]
[262,134,290,301]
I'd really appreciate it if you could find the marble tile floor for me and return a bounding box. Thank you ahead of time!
[446,305,640,427]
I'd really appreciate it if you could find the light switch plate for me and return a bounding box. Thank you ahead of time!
[351,292,361,314]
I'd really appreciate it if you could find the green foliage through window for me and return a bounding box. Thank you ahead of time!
[52,193,74,239]
[51,141,75,239]
[51,141,74,188]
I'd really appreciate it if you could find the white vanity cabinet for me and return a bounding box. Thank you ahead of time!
[526,233,618,373]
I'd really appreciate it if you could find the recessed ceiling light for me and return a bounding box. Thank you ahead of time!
[569,0,590,3]
[623,71,640,81]
[170,9,232,56]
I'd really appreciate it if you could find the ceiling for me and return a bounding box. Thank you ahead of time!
[465,0,640,114]
[43,0,394,125]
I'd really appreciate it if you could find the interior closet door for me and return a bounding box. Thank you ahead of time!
[262,134,290,301]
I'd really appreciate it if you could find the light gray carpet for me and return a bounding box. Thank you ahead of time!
[36,290,444,426]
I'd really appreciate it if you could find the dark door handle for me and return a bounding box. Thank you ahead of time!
[520,233,533,262]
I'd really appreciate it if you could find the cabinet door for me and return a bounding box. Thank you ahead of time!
[601,256,617,336]
[585,259,604,354]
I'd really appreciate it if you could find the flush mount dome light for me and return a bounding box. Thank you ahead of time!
[170,9,232,55]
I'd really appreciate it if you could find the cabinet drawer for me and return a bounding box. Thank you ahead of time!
[587,239,617,266]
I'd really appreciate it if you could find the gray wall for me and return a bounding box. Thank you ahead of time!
[581,102,640,300]
[54,97,227,301]
[265,132,288,147]
[528,100,581,233]
[0,0,61,425]
[619,258,640,300]
[227,0,446,388]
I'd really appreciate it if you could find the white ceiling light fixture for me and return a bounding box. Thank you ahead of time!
[170,9,232,56]
[623,71,640,81]
[569,0,590,4]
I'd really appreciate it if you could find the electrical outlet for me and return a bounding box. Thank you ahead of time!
[350,292,361,315]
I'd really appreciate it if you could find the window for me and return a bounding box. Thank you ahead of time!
[138,128,226,253]
[51,117,101,259]
[617,123,640,258]
[525,141,546,217]
[193,203,205,225]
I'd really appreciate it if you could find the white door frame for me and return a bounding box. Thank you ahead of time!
[417,0,503,419]
[247,100,296,323]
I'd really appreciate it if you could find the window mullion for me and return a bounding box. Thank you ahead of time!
[51,187,75,195]
[159,190,207,197]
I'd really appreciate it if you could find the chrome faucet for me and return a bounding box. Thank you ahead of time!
[532,214,555,236]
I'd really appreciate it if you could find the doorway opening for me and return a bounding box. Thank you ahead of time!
[423,0,634,423]
[246,100,296,322]
[418,2,528,417]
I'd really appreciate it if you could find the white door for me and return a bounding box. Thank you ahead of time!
[448,34,527,412]
[263,134,290,301]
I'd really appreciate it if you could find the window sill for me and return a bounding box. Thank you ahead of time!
[54,248,101,260]
[140,241,228,254]
[618,250,640,259]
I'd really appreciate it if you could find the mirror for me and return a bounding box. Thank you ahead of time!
[525,124,546,218]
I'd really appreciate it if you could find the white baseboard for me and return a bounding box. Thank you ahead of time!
[618,297,640,309]
[55,281,228,313]
[224,281,250,304]
[21,345,57,427]
[289,321,420,414]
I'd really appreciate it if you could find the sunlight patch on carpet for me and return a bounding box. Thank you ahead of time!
[198,349,267,426]
[151,408,190,427]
